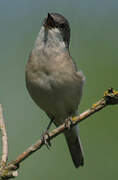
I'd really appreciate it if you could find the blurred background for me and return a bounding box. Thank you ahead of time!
[0,0,118,179]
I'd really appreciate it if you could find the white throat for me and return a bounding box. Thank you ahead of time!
[34,26,67,53]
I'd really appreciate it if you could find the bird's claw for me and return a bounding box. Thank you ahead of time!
[41,131,51,149]
[65,117,73,130]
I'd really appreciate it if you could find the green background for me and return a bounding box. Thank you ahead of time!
[0,0,118,179]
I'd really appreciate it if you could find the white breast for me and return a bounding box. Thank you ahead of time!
[34,26,66,53]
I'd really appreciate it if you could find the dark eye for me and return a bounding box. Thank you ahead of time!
[59,23,65,29]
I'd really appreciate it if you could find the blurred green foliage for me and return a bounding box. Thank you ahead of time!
[0,0,118,179]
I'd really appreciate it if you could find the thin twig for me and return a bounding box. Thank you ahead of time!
[0,88,118,179]
[7,88,118,168]
[0,104,8,167]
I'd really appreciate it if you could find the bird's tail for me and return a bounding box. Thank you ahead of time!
[64,125,84,168]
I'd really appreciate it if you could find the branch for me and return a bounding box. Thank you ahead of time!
[0,88,118,179]
[0,104,8,166]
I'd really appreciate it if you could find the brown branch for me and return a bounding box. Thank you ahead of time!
[0,88,118,179]
[0,104,8,166]
[0,105,17,180]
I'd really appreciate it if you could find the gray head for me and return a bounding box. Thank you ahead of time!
[43,13,70,48]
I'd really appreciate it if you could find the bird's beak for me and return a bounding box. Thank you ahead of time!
[44,13,55,29]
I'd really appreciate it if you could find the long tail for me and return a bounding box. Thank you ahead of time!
[64,125,84,168]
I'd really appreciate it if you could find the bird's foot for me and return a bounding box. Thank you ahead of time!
[41,130,51,149]
[65,117,73,130]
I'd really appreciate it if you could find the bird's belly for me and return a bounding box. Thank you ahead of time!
[26,73,80,125]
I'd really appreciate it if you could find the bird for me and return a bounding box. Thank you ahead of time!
[25,13,85,168]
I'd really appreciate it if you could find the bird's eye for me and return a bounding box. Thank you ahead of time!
[59,23,65,29]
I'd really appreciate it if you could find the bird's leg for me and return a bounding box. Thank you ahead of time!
[65,116,73,130]
[47,119,53,131]
[41,119,53,149]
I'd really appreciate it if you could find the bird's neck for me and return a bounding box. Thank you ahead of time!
[34,26,68,53]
